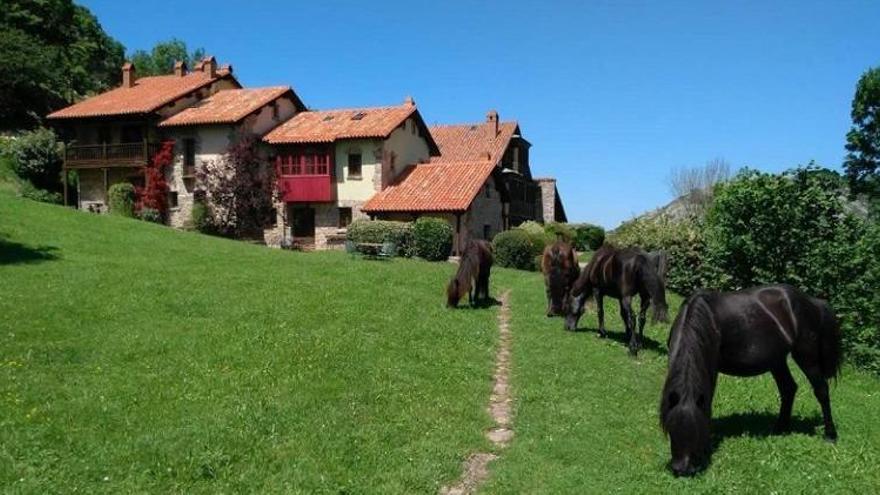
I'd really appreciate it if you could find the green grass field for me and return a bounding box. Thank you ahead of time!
[2,191,880,493]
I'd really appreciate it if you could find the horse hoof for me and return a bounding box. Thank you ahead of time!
[824,433,838,443]
[596,332,606,339]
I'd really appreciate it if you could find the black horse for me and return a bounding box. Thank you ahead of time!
[446,239,493,308]
[541,240,580,317]
[565,245,668,355]
[660,285,841,476]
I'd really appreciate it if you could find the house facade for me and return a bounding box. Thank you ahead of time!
[47,57,240,212]
[261,98,440,249]
[157,86,305,228]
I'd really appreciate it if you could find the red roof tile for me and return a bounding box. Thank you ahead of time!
[263,105,417,144]
[429,121,518,164]
[158,87,297,127]
[47,70,237,119]
[362,161,496,213]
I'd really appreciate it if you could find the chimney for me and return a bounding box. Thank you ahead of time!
[122,62,135,88]
[201,56,217,78]
[219,64,233,75]
[486,109,499,135]
[404,95,415,107]
[173,60,186,77]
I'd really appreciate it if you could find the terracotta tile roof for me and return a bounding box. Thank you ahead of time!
[158,87,297,127]
[47,70,237,119]
[263,105,417,144]
[362,160,496,213]
[429,121,518,164]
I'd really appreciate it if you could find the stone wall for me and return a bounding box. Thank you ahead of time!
[463,176,505,244]
[76,167,142,214]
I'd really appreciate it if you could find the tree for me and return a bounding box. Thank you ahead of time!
[196,135,275,238]
[844,66,880,200]
[667,157,732,217]
[0,1,124,129]
[129,39,206,77]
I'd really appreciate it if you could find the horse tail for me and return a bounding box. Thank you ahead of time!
[816,300,843,380]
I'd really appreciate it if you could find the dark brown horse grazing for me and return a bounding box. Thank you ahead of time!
[660,285,841,477]
[541,240,580,317]
[447,239,493,308]
[565,245,668,355]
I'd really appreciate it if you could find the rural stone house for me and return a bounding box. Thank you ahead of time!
[47,57,241,211]
[261,98,440,249]
[46,58,567,252]
[363,110,566,252]
[157,86,305,228]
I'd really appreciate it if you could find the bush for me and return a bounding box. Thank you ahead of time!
[6,128,63,193]
[412,217,453,261]
[544,222,575,243]
[190,201,214,233]
[842,222,880,373]
[493,229,539,270]
[516,220,554,254]
[573,223,606,251]
[608,214,705,295]
[347,219,414,257]
[19,181,62,204]
[138,207,162,224]
[108,183,136,217]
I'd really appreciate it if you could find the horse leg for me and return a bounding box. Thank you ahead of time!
[545,282,553,317]
[621,296,638,355]
[638,293,649,346]
[793,351,838,441]
[596,292,606,338]
[770,362,798,433]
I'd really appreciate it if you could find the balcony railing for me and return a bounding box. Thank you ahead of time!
[278,175,333,202]
[64,142,160,168]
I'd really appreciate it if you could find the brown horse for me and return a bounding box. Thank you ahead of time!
[542,240,580,316]
[565,244,669,355]
[660,285,841,476]
[447,239,493,308]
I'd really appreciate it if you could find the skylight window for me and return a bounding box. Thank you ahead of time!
[351,112,367,120]
[323,115,335,122]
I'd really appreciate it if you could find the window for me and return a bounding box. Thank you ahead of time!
[271,102,279,120]
[410,119,416,135]
[121,126,142,143]
[485,184,491,198]
[483,225,491,240]
[348,153,362,179]
[184,139,196,168]
[98,127,112,144]
[351,112,367,120]
[168,191,179,208]
[339,207,352,228]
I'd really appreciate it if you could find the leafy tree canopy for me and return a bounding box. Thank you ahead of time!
[129,39,206,77]
[844,66,880,200]
[0,0,124,129]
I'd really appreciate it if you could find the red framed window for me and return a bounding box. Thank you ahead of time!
[277,152,331,176]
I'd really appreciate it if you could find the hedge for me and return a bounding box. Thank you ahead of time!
[346,219,415,257]
[108,183,136,217]
[412,217,453,261]
[493,229,539,270]
[573,223,606,251]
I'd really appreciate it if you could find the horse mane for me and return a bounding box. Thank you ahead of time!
[660,293,720,432]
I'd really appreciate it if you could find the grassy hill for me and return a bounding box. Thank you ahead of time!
[2,191,880,493]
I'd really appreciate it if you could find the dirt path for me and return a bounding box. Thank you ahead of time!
[440,290,513,495]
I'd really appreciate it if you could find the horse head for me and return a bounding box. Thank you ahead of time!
[446,278,460,308]
[661,390,711,477]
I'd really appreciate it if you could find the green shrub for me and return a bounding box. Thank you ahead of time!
[842,222,880,374]
[573,223,606,251]
[412,217,453,261]
[516,220,554,254]
[347,219,414,257]
[138,207,163,224]
[544,222,575,243]
[7,128,63,192]
[608,214,705,295]
[190,201,214,233]
[18,181,62,204]
[108,183,136,217]
[493,229,539,270]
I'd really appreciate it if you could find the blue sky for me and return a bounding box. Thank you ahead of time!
[82,0,880,228]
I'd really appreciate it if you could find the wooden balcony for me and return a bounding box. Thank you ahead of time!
[64,142,160,169]
[278,175,333,202]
